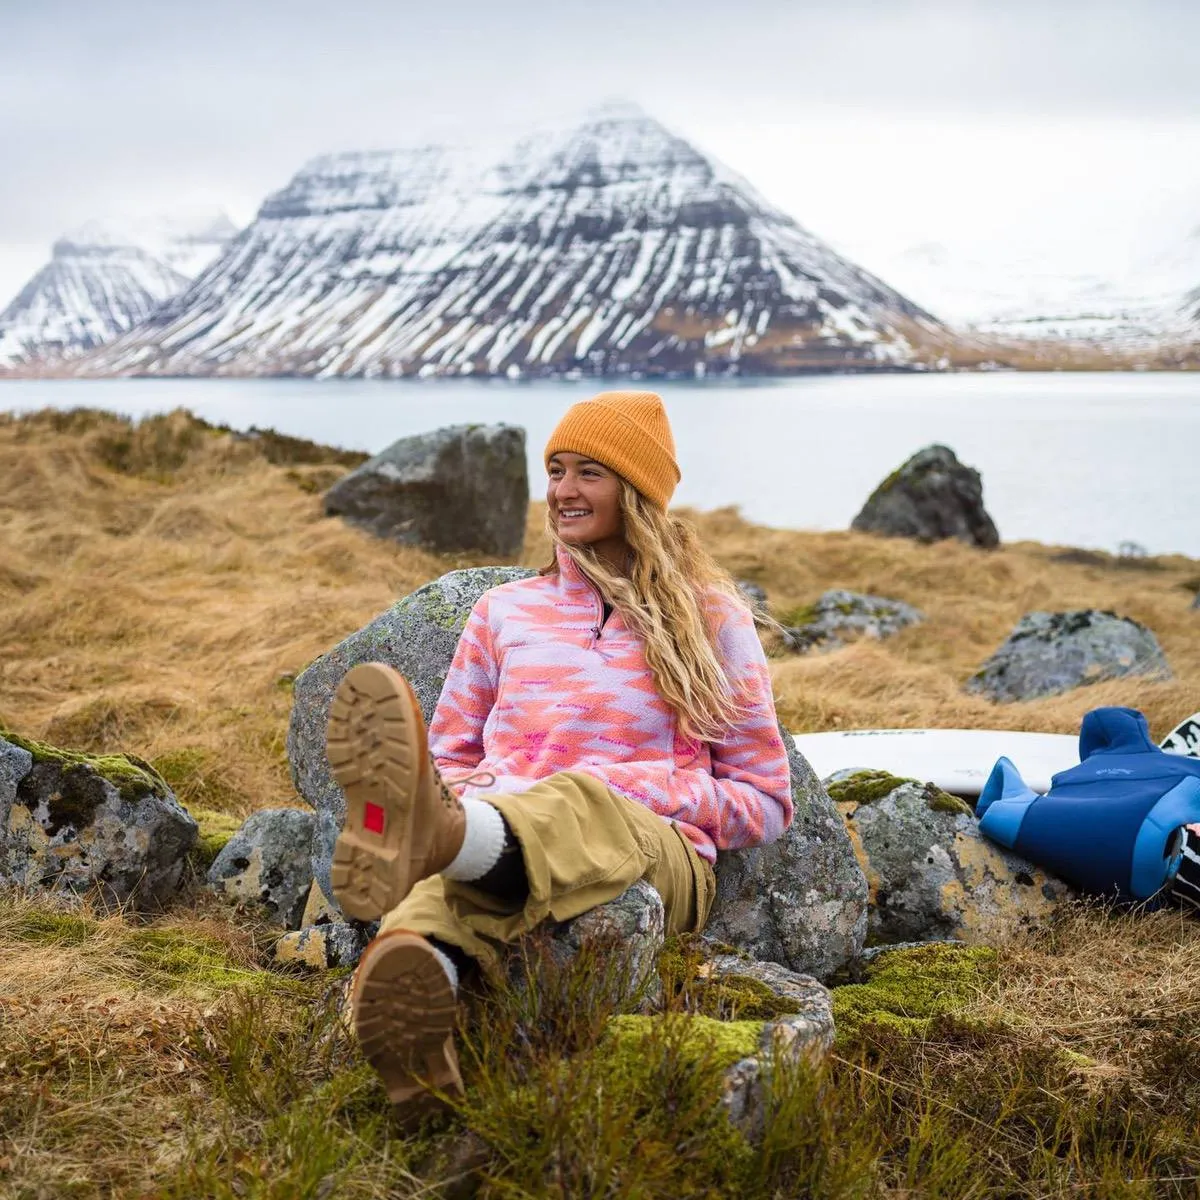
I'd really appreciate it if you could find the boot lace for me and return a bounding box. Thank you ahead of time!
[431,756,496,807]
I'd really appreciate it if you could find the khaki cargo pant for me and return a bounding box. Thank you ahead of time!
[378,771,716,975]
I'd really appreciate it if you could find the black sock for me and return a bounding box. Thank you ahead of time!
[473,814,529,906]
[426,935,474,981]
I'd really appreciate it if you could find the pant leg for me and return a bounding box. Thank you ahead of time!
[377,771,716,975]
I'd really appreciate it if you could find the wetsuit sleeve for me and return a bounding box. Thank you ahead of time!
[428,595,497,779]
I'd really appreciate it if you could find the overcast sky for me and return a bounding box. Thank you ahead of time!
[2,0,1198,307]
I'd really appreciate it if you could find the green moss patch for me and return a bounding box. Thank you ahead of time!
[827,769,914,807]
[658,940,807,1022]
[602,1013,763,1077]
[828,769,974,817]
[778,602,817,628]
[832,944,998,1045]
[188,808,244,869]
[9,908,97,947]
[928,789,974,816]
[4,901,289,996]
[123,927,265,992]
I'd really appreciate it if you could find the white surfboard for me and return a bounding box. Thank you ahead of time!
[793,713,1200,797]
[790,728,1079,797]
[1161,712,1200,759]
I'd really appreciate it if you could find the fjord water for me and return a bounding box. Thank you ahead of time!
[3,372,1197,557]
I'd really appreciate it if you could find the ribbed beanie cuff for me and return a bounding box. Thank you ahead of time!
[544,390,681,510]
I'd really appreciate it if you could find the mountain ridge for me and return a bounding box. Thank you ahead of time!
[56,107,952,379]
[0,212,238,367]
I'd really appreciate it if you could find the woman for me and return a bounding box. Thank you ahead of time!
[325,390,793,1111]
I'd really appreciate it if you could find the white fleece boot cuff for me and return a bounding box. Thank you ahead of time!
[442,797,507,882]
[428,944,459,992]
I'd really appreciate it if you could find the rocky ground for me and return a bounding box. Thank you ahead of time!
[2,408,1199,1198]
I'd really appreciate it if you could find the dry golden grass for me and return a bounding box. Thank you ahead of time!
[2,406,1195,832]
[2,406,1199,1197]
[983,905,1200,1093]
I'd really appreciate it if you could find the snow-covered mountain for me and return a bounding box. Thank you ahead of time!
[77,105,945,379]
[0,212,238,367]
[855,231,1200,360]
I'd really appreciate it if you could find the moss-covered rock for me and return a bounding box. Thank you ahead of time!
[833,769,1070,944]
[828,770,972,817]
[602,1013,764,1075]
[2,725,170,803]
[1,728,196,906]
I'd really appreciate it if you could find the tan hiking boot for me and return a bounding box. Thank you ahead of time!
[326,662,466,922]
[352,930,463,1111]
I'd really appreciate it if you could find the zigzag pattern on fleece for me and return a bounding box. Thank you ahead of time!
[428,548,793,863]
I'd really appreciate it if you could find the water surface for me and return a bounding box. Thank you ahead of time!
[2,372,1196,557]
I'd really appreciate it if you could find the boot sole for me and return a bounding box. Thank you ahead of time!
[327,662,427,921]
[352,931,463,1111]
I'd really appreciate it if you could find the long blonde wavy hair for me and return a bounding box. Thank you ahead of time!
[543,479,749,742]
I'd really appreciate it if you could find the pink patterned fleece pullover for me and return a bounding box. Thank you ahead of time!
[428,549,793,863]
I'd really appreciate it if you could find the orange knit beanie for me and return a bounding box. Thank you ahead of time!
[544,390,681,511]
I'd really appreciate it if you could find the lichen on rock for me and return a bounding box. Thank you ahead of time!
[1,729,196,906]
[966,609,1172,702]
[831,769,1070,944]
[207,808,316,929]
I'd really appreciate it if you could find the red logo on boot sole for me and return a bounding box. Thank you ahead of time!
[364,803,385,834]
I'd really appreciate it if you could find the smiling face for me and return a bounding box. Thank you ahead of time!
[546,451,627,567]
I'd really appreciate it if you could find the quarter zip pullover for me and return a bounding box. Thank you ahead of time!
[429,548,793,862]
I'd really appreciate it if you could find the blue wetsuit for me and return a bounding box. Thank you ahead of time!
[976,707,1200,903]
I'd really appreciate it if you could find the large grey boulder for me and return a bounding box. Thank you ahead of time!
[851,444,999,548]
[0,733,196,906]
[323,423,528,556]
[783,588,922,653]
[288,567,536,902]
[207,808,316,928]
[706,733,869,981]
[828,770,1072,944]
[517,879,666,1011]
[966,610,1172,703]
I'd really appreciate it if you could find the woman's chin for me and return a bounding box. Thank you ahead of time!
[555,524,593,545]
